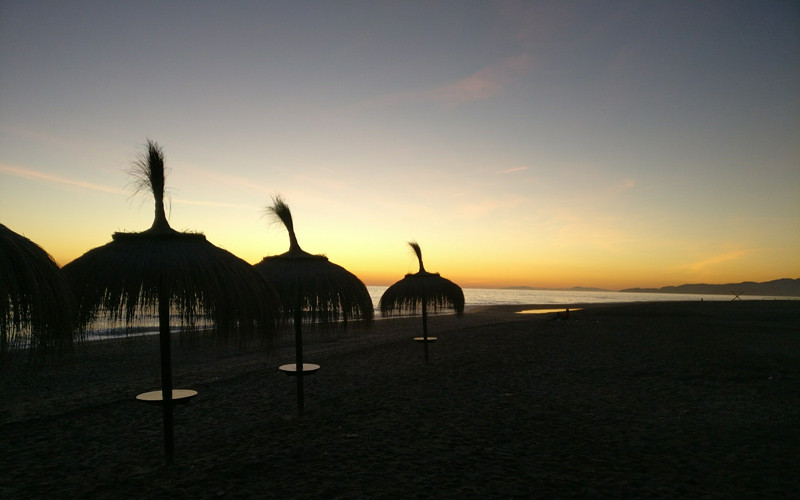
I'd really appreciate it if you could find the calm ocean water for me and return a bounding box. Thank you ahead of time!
[74,286,790,341]
[367,286,789,311]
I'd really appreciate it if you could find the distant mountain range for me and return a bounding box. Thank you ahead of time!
[505,278,800,297]
[620,278,800,297]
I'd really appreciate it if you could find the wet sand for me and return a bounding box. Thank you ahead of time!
[1,300,798,498]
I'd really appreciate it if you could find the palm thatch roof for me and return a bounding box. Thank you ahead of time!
[1,224,75,360]
[379,241,464,317]
[63,229,279,340]
[62,139,280,463]
[254,196,373,326]
[62,141,280,342]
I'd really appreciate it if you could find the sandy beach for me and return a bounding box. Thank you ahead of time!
[1,300,798,498]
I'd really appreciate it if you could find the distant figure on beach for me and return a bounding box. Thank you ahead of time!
[552,308,570,321]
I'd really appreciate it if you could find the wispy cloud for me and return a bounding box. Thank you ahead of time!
[675,249,753,274]
[0,124,121,156]
[418,54,532,105]
[1,163,260,211]
[361,54,532,108]
[173,162,273,196]
[547,210,631,253]
[495,166,529,175]
[456,195,526,218]
[172,197,261,211]
[0,163,123,194]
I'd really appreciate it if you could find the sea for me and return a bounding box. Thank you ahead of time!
[367,286,790,311]
[71,286,792,342]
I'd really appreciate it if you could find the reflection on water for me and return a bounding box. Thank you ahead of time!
[368,286,782,312]
[517,307,583,315]
[84,311,214,342]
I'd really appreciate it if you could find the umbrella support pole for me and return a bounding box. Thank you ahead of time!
[158,284,175,465]
[422,301,429,364]
[294,306,304,415]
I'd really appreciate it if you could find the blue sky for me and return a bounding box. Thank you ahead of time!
[1,1,798,289]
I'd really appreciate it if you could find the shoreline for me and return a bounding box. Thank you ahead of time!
[2,300,798,497]
[12,295,794,347]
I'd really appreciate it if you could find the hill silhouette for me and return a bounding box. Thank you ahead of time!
[621,278,800,297]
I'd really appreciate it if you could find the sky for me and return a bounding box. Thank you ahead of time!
[1,1,798,290]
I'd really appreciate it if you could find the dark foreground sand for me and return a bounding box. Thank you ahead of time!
[1,301,798,498]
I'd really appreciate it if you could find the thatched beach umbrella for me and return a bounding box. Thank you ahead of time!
[380,241,464,363]
[254,196,373,415]
[1,224,75,363]
[62,140,279,464]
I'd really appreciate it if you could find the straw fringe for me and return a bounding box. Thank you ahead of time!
[255,255,373,327]
[63,230,280,345]
[379,273,465,317]
[1,223,75,362]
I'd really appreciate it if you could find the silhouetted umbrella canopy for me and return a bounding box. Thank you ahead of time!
[62,142,279,338]
[1,223,75,359]
[254,197,373,326]
[380,242,464,318]
[63,230,279,337]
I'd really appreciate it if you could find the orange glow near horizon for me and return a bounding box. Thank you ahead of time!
[14,212,799,293]
[24,217,795,293]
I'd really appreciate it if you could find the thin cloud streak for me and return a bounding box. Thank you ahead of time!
[419,54,532,105]
[0,164,123,195]
[675,249,753,274]
[456,195,526,218]
[173,163,274,196]
[1,164,257,211]
[0,124,123,157]
[173,197,261,211]
[360,54,532,108]
[495,166,529,175]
